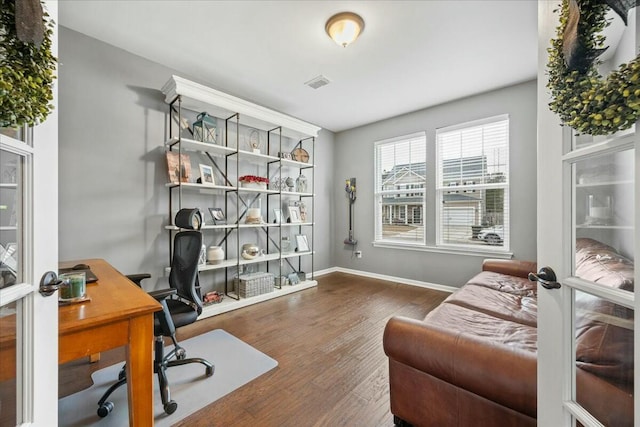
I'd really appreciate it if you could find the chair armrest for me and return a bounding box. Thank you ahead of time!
[148,288,177,301]
[383,316,537,417]
[126,273,152,287]
[482,259,537,278]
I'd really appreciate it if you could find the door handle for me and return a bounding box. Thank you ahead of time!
[528,267,561,289]
[39,271,63,296]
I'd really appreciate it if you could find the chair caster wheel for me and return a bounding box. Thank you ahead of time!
[97,401,114,418]
[176,348,186,360]
[206,365,214,377]
[164,400,178,415]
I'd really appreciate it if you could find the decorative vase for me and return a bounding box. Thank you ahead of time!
[207,246,225,264]
[296,174,307,193]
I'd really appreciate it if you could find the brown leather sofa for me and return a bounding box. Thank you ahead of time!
[383,238,633,427]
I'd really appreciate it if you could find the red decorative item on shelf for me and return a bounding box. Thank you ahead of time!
[239,175,269,184]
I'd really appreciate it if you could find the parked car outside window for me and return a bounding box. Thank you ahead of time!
[477,225,504,245]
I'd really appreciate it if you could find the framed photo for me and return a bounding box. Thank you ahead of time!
[295,234,310,252]
[273,208,283,223]
[208,208,226,224]
[287,205,302,223]
[166,151,191,183]
[199,164,214,185]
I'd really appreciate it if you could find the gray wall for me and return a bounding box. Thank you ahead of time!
[58,27,334,290]
[332,80,538,288]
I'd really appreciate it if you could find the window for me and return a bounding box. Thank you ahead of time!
[436,115,509,250]
[374,132,426,245]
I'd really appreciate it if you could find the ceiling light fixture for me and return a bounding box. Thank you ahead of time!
[325,12,365,48]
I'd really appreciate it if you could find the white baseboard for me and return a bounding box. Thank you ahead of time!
[312,267,457,294]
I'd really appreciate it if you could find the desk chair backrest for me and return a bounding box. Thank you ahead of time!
[169,230,204,315]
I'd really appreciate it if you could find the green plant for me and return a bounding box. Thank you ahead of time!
[547,0,640,135]
[0,0,56,128]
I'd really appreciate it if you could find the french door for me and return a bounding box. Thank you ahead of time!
[0,1,59,424]
[537,2,638,426]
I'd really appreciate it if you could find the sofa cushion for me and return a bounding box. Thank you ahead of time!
[443,283,537,328]
[425,302,537,353]
[575,292,634,388]
[573,238,634,389]
[575,238,634,291]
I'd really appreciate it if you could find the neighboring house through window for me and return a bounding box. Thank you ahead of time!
[373,115,510,253]
[374,132,426,245]
[436,115,509,250]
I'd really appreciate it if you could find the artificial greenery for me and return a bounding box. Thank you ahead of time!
[547,0,640,135]
[0,0,56,128]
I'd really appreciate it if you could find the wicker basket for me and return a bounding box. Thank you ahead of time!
[235,272,275,298]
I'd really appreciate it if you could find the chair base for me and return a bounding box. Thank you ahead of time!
[96,337,214,418]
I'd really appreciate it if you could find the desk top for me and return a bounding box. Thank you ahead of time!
[58,258,161,336]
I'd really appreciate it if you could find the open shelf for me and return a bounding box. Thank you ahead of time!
[162,75,317,319]
[166,136,236,156]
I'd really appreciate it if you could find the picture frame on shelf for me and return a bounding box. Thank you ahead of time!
[208,207,226,224]
[273,208,283,223]
[166,151,191,183]
[295,234,310,252]
[198,164,214,184]
[288,206,302,223]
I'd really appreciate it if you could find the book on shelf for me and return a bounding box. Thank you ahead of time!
[166,151,191,183]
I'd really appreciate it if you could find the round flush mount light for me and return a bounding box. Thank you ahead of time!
[325,12,365,48]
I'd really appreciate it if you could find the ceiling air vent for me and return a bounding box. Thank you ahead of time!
[305,75,331,89]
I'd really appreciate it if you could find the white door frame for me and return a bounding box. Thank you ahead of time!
[0,0,60,424]
[537,1,639,426]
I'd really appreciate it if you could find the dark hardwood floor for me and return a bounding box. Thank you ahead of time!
[59,272,448,426]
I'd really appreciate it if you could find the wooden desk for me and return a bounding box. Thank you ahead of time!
[58,258,161,426]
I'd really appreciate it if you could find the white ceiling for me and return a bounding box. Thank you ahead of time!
[59,0,538,133]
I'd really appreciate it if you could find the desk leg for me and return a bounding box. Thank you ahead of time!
[126,314,154,426]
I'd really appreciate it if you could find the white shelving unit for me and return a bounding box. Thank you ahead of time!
[572,134,635,253]
[161,75,320,318]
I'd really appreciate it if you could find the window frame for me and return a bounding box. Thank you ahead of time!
[435,114,510,252]
[374,132,427,247]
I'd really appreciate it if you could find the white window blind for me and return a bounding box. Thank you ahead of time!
[374,132,426,245]
[436,115,509,250]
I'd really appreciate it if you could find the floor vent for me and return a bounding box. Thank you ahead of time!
[305,75,331,89]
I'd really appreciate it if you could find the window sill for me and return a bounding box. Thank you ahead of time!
[372,241,513,259]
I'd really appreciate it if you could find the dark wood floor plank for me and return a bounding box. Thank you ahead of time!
[59,272,449,426]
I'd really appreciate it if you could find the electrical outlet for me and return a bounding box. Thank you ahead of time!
[355,250,362,258]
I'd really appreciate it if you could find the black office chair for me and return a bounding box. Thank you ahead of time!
[96,230,214,417]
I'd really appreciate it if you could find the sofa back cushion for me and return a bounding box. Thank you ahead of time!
[575,238,634,291]
[574,238,634,389]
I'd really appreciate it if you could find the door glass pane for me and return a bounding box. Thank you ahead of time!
[0,150,22,289]
[574,149,634,290]
[574,290,633,426]
[0,300,19,425]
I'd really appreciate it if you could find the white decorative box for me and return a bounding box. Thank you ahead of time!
[240,182,267,190]
[235,272,275,298]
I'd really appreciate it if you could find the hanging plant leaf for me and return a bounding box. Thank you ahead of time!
[547,0,640,135]
[0,0,56,129]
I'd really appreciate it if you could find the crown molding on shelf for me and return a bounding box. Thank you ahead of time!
[162,75,321,141]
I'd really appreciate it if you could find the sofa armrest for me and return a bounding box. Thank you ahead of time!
[482,259,537,279]
[383,316,537,418]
